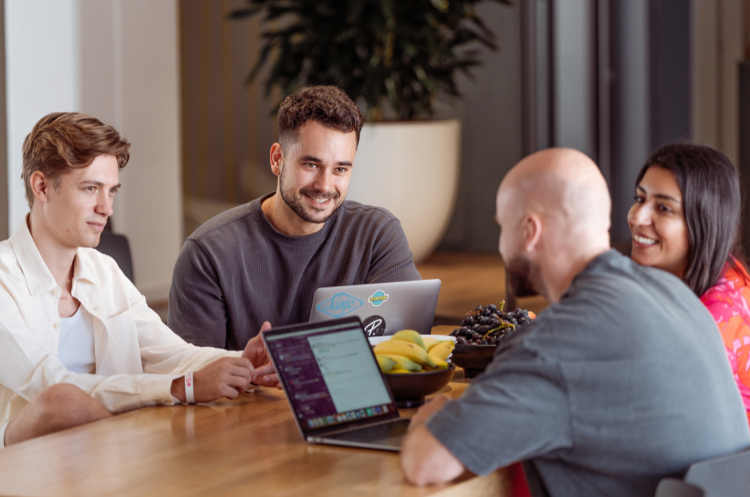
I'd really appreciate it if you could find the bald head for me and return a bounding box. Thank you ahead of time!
[496,148,611,302]
[498,148,611,235]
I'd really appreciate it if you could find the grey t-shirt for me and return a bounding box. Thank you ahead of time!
[168,194,421,350]
[426,249,750,497]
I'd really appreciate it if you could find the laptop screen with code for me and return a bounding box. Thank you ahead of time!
[264,320,395,431]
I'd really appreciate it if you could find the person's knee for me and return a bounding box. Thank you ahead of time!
[35,384,110,427]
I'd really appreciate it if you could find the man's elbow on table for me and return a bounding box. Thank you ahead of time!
[401,424,465,486]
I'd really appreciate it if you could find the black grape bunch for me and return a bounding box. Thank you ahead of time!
[449,301,534,345]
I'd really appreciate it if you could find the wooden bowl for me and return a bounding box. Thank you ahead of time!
[449,344,497,378]
[384,364,455,408]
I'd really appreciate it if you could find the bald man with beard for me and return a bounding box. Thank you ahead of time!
[400,149,750,496]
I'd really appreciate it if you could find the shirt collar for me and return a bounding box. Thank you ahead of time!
[72,247,99,287]
[10,216,100,296]
[10,216,58,296]
[564,249,623,297]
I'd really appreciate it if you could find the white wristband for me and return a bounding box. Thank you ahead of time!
[184,373,195,404]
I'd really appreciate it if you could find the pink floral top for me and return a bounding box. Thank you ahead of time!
[700,261,750,426]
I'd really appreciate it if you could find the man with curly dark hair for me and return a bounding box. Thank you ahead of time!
[169,86,421,350]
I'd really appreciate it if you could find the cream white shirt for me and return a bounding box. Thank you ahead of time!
[57,307,95,374]
[0,219,240,446]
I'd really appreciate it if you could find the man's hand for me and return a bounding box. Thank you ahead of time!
[401,395,465,486]
[242,321,280,389]
[171,357,253,403]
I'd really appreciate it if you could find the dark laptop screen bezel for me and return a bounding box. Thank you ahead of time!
[261,316,401,438]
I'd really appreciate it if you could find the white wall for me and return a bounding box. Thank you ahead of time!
[5,0,182,302]
[5,0,80,231]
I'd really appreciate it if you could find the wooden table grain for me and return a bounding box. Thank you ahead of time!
[0,326,512,497]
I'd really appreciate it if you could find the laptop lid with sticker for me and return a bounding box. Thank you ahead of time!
[308,279,441,336]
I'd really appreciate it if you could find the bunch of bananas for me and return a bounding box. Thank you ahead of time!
[374,330,455,374]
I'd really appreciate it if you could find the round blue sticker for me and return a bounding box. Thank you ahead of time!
[368,290,389,307]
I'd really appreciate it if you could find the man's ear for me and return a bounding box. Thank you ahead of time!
[269,143,283,177]
[29,171,52,204]
[523,213,543,252]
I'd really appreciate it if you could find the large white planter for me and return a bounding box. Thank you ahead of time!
[347,120,461,263]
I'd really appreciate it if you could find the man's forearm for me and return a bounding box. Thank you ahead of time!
[401,424,465,486]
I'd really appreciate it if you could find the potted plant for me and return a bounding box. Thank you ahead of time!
[231,0,508,261]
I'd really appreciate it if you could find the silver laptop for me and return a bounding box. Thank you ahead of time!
[308,279,441,336]
[261,317,411,451]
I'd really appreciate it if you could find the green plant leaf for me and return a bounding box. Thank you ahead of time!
[230,0,509,121]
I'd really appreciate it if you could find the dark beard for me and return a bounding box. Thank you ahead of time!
[278,167,343,224]
[505,254,539,298]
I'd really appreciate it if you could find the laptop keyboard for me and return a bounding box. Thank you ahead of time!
[326,419,411,443]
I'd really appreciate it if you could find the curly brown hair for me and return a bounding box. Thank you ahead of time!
[22,112,131,208]
[278,86,364,149]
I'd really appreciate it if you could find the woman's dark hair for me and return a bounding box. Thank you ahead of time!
[635,142,744,296]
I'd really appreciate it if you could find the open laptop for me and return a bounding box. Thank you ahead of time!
[308,279,441,336]
[261,316,411,451]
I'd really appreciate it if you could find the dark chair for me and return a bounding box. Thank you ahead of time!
[96,231,134,284]
[655,449,750,497]
[522,460,550,497]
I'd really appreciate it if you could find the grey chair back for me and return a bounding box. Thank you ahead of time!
[655,478,704,497]
[683,448,750,497]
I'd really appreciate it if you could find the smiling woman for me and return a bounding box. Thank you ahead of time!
[628,142,750,426]
[628,166,690,278]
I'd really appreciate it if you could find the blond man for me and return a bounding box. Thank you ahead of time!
[0,113,277,447]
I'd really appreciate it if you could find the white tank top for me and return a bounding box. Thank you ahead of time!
[57,306,96,374]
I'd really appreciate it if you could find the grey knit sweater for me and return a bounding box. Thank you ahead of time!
[168,193,421,350]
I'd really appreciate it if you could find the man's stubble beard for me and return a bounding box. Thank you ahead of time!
[505,253,541,298]
[278,163,344,224]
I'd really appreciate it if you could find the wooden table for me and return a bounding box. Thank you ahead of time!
[0,327,513,497]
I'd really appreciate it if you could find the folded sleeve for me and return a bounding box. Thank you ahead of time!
[425,345,572,476]
[0,293,176,414]
[0,268,238,415]
[133,292,240,376]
